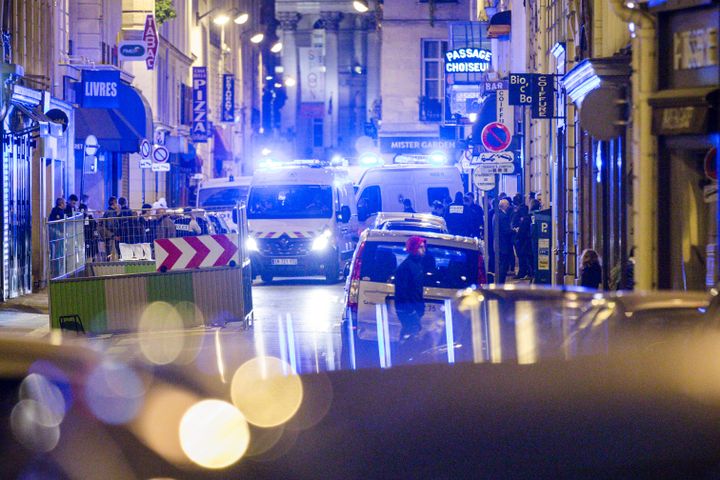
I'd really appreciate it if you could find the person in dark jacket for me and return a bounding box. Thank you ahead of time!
[49,197,66,222]
[513,205,533,279]
[580,249,602,289]
[65,194,79,217]
[445,192,468,236]
[394,236,426,341]
[402,198,416,213]
[463,193,483,238]
[80,204,98,261]
[495,199,515,284]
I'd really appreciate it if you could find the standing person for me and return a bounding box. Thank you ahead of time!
[394,236,427,344]
[513,205,533,279]
[495,199,514,284]
[402,198,416,213]
[431,200,445,218]
[99,197,120,261]
[49,197,66,221]
[464,193,483,238]
[117,197,140,244]
[155,205,177,239]
[65,194,79,217]
[139,203,157,244]
[580,249,603,289]
[175,208,202,237]
[79,194,90,212]
[445,192,468,236]
[80,204,98,261]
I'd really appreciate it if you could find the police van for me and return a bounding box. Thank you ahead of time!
[246,161,358,283]
[355,164,464,229]
[196,176,251,232]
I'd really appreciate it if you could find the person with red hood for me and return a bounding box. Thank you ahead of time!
[394,236,427,341]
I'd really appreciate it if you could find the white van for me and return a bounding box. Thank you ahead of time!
[355,165,464,228]
[246,163,358,283]
[196,176,252,232]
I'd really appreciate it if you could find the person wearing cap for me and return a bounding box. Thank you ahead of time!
[394,236,427,344]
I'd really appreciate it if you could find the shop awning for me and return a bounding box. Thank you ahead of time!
[74,108,143,152]
[649,87,719,136]
[487,10,511,38]
[213,128,232,161]
[74,82,153,153]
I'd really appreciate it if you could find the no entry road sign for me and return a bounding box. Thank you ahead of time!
[481,122,512,152]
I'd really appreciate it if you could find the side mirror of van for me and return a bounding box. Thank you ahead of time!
[338,205,351,223]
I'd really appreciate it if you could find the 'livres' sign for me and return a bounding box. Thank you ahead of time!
[81,70,121,108]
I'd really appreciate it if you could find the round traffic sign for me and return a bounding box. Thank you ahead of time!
[473,169,495,191]
[152,145,169,163]
[84,135,99,156]
[481,122,512,153]
[140,139,151,159]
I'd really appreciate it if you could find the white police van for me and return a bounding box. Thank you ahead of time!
[246,161,358,283]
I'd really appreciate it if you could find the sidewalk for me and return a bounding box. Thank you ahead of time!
[0,290,50,335]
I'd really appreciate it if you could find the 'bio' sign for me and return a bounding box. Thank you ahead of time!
[509,73,534,105]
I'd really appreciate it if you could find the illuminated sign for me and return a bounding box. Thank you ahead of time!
[444,48,492,73]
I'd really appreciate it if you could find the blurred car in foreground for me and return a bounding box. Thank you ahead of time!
[343,285,712,369]
[372,212,448,234]
[5,317,720,478]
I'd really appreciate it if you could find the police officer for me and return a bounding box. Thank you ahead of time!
[174,208,203,237]
[444,192,468,236]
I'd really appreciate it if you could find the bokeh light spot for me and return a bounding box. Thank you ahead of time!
[138,302,185,365]
[231,356,303,428]
[85,361,145,425]
[179,399,250,469]
[19,374,66,427]
[11,400,61,452]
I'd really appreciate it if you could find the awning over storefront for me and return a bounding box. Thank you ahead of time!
[563,55,631,141]
[74,82,153,153]
[213,128,232,161]
[487,10,511,38]
[649,87,719,136]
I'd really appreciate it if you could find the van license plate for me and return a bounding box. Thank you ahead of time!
[272,258,298,265]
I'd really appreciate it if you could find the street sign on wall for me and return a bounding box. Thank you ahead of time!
[81,70,120,108]
[118,41,147,62]
[191,67,208,143]
[480,122,512,152]
[479,163,515,174]
[496,89,514,133]
[509,73,534,105]
[531,74,555,119]
[221,74,235,122]
[143,15,158,70]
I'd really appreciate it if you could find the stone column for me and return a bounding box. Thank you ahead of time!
[277,12,302,144]
[321,11,343,150]
[365,15,381,130]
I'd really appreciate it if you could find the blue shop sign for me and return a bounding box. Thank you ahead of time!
[221,74,234,123]
[191,67,209,143]
[81,70,121,108]
[444,48,492,74]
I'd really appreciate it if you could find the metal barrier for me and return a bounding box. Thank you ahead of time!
[47,205,249,275]
[47,204,253,334]
[47,213,86,280]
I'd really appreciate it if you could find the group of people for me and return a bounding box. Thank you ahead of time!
[49,194,209,262]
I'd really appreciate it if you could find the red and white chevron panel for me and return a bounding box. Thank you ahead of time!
[154,234,240,272]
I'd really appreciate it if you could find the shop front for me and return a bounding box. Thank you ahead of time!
[72,70,153,212]
[651,0,719,290]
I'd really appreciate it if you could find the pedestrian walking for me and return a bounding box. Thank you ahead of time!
[580,249,603,289]
[495,199,514,284]
[394,236,426,345]
[445,192,468,236]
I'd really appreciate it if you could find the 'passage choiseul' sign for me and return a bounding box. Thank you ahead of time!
[444,48,492,73]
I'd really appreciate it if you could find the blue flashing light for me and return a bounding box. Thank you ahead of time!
[359,152,383,167]
[428,151,448,166]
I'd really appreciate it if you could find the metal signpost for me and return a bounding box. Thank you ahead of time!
[151,145,170,172]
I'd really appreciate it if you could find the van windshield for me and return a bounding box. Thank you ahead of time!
[359,241,479,289]
[197,186,250,208]
[248,185,333,219]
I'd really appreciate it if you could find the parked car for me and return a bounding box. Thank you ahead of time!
[373,212,448,234]
[342,229,486,367]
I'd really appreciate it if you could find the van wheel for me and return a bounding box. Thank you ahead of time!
[325,255,340,284]
[261,273,273,283]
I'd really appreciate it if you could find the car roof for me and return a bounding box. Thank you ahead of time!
[362,228,480,249]
[251,166,350,186]
[374,212,447,227]
[199,176,252,188]
[381,222,446,232]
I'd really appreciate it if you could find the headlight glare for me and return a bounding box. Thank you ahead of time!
[246,237,259,252]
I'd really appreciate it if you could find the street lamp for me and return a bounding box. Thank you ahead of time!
[234,13,249,24]
[270,42,283,53]
[213,14,230,26]
[196,8,249,25]
[250,33,265,44]
[353,0,370,13]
